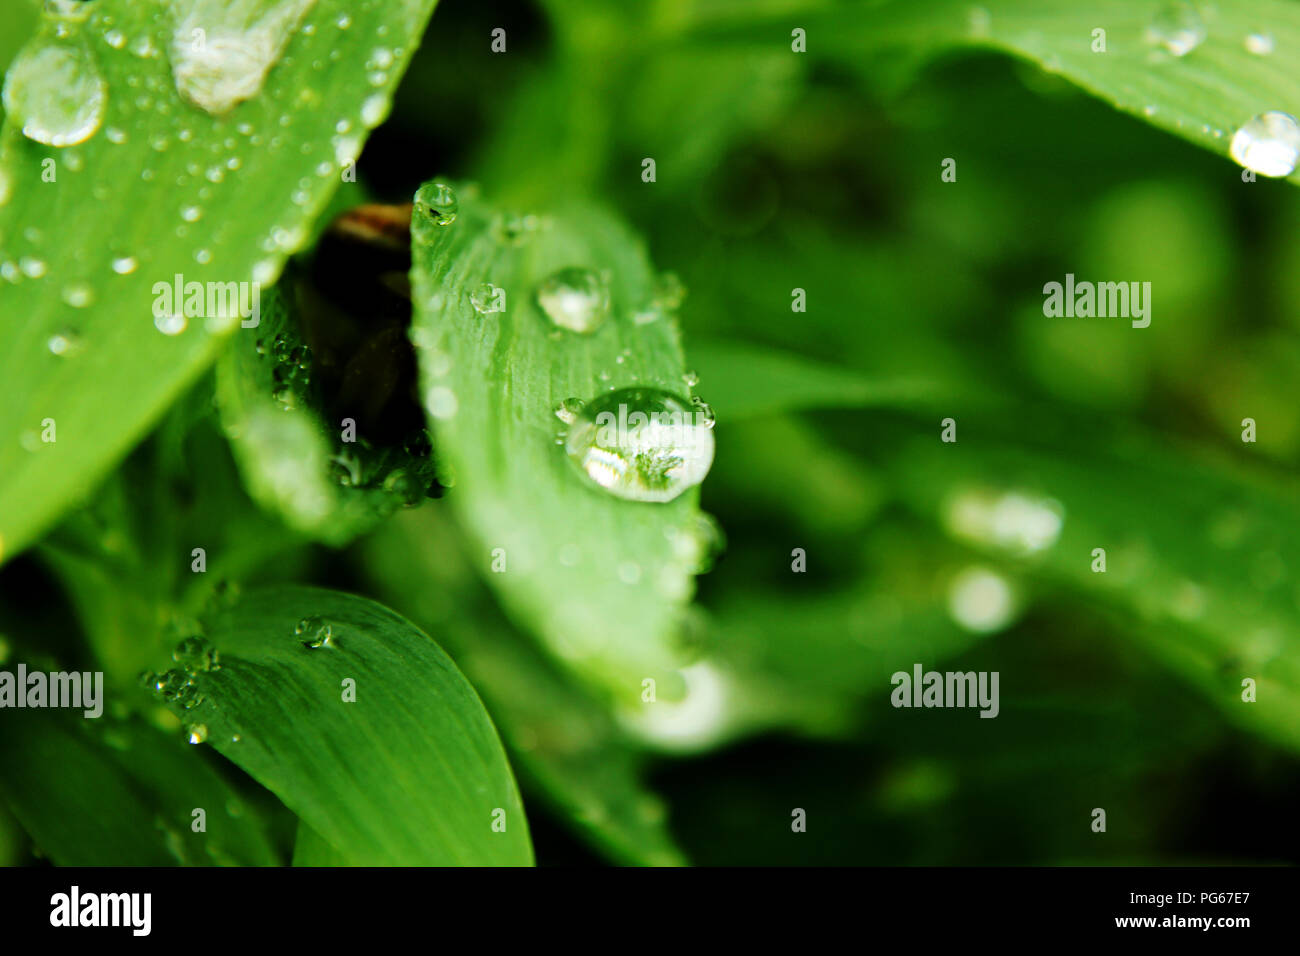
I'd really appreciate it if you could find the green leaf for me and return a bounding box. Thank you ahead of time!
[35,395,309,685]
[154,585,533,865]
[408,184,711,699]
[361,508,688,866]
[881,415,1300,754]
[292,820,350,866]
[0,0,440,566]
[0,708,278,866]
[806,0,1300,184]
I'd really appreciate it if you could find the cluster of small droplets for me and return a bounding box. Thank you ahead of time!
[260,332,313,410]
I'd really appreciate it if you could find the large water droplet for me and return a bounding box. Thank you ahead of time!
[535,267,610,333]
[563,388,715,503]
[1229,111,1300,178]
[2,40,106,147]
[168,0,317,115]
[187,723,209,744]
[1146,2,1206,57]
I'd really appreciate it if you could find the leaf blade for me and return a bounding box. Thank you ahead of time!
[161,585,533,866]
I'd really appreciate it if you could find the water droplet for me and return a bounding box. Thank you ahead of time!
[1244,32,1274,56]
[669,512,726,574]
[620,662,732,752]
[252,258,279,285]
[187,723,208,744]
[155,312,188,336]
[1229,111,1300,178]
[360,93,389,127]
[947,565,1018,633]
[181,204,202,222]
[169,0,317,115]
[47,329,83,356]
[151,669,189,702]
[19,257,48,279]
[554,397,585,425]
[414,181,458,226]
[382,469,422,506]
[563,388,716,503]
[535,267,610,333]
[173,635,219,672]
[943,488,1064,555]
[493,212,540,246]
[130,33,159,59]
[690,396,715,429]
[1146,2,1206,57]
[470,282,503,314]
[425,385,458,419]
[3,40,106,147]
[295,616,334,648]
[683,370,700,389]
[61,283,93,308]
[44,1,94,23]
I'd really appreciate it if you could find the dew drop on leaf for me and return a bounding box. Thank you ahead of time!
[413,181,458,226]
[1244,32,1275,57]
[535,267,610,334]
[469,282,502,314]
[61,282,94,308]
[2,40,106,147]
[554,396,585,425]
[155,312,188,336]
[1145,2,1206,57]
[563,388,716,503]
[47,328,83,356]
[295,615,333,648]
[168,0,317,115]
[1229,111,1300,178]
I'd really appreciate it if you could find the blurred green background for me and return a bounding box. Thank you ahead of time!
[2,0,1299,866]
